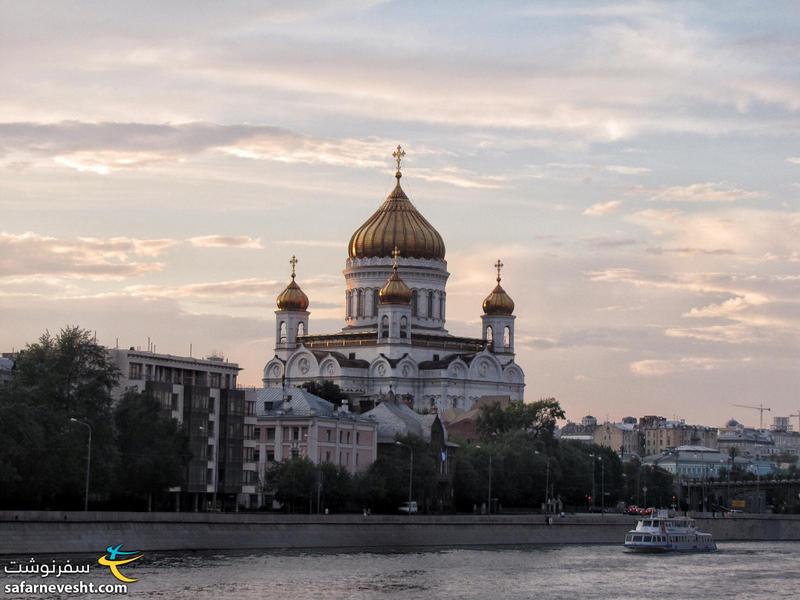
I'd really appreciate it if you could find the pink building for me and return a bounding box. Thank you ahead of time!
[248,387,378,476]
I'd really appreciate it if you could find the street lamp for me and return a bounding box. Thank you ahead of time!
[589,453,596,511]
[395,441,414,508]
[69,418,92,511]
[475,444,494,515]
[534,450,551,514]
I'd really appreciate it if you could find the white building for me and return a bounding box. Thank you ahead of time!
[263,149,525,413]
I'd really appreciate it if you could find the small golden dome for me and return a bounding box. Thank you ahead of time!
[482,259,514,315]
[379,247,412,304]
[276,256,309,311]
[348,149,445,260]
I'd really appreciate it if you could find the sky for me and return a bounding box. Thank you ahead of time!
[1,1,799,428]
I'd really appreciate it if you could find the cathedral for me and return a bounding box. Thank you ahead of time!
[263,146,525,413]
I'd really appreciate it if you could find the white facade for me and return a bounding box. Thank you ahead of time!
[263,172,525,413]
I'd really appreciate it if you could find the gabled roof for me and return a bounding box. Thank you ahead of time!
[255,387,335,417]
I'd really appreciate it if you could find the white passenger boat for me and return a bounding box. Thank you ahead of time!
[624,510,716,552]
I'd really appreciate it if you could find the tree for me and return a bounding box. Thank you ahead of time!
[0,327,118,509]
[267,457,316,512]
[300,380,347,405]
[318,462,352,512]
[477,398,565,440]
[113,390,191,510]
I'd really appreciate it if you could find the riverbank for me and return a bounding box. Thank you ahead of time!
[2,511,800,554]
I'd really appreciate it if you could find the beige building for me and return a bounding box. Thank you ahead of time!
[593,421,642,460]
[642,418,718,456]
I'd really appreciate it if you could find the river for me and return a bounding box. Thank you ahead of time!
[3,542,799,599]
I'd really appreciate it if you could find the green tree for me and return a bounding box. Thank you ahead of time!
[300,380,347,405]
[318,462,352,512]
[477,398,565,440]
[0,327,118,509]
[113,390,191,510]
[267,457,316,512]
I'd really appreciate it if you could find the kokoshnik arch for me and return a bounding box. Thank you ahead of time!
[263,146,525,413]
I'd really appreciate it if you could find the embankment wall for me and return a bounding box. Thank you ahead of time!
[1,511,799,555]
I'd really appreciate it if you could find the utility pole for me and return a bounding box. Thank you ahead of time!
[70,418,92,511]
[590,453,596,511]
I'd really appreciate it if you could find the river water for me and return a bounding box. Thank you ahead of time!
[4,542,799,599]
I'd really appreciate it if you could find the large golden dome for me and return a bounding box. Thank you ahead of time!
[482,259,515,315]
[348,177,445,260]
[276,256,309,311]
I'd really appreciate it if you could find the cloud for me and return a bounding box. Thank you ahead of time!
[786,157,800,165]
[629,357,726,376]
[584,200,622,216]
[641,182,766,203]
[0,232,175,280]
[604,165,651,175]
[188,235,263,249]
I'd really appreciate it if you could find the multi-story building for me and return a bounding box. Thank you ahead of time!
[250,387,377,470]
[641,418,718,456]
[248,387,378,509]
[594,419,642,460]
[717,419,777,459]
[772,416,793,432]
[643,445,753,480]
[109,348,256,511]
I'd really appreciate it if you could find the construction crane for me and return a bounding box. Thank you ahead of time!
[790,411,800,433]
[733,403,771,431]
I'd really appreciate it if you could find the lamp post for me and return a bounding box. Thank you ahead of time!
[475,444,494,515]
[395,441,414,508]
[534,450,551,513]
[589,453,596,511]
[69,418,92,511]
[599,456,605,513]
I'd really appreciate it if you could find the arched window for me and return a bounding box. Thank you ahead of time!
[371,289,378,317]
[411,290,418,317]
[400,316,408,339]
[356,289,363,317]
[427,291,434,318]
[503,326,511,348]
[485,325,493,344]
[345,291,352,318]
[381,315,389,338]
[298,322,305,337]
[279,321,287,343]
[439,293,444,321]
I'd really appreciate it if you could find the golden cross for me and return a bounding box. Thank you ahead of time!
[392,246,401,269]
[290,255,298,278]
[494,259,503,282]
[392,145,405,178]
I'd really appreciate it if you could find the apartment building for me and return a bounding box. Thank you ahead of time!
[109,348,258,511]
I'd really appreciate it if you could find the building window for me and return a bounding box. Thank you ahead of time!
[371,289,378,317]
[439,293,444,320]
[356,432,360,445]
[411,290,418,317]
[266,450,275,463]
[207,468,214,483]
[400,316,408,338]
[246,401,255,416]
[326,450,331,462]
[171,393,178,410]
[357,289,363,317]
[345,291,352,318]
[210,373,221,388]
[326,429,332,442]
[427,291,434,317]
[128,363,143,380]
[209,397,215,413]
[381,315,389,338]
[267,428,275,441]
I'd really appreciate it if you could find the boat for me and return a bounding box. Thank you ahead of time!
[624,509,717,552]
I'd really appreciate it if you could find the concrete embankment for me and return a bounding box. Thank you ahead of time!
[1,511,799,555]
